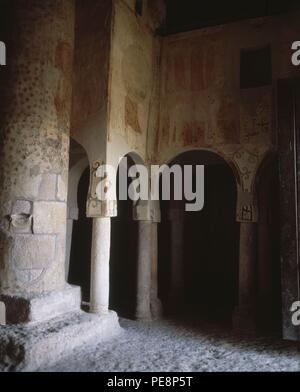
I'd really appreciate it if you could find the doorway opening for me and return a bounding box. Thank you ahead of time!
[110,154,139,318]
[67,140,92,304]
[158,150,239,326]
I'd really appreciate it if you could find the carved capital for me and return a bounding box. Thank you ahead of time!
[86,198,117,218]
[236,190,258,223]
[133,200,161,223]
[86,160,117,218]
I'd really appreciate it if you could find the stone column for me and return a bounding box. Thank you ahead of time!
[234,222,257,331]
[0,0,79,324]
[133,200,154,320]
[135,220,153,320]
[150,221,163,319]
[89,217,111,315]
[168,208,185,310]
[86,160,117,316]
[233,190,258,333]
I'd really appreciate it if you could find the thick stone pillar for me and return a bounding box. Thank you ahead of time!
[89,217,111,315]
[168,208,185,310]
[0,0,79,324]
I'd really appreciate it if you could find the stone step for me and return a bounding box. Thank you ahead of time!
[0,310,121,372]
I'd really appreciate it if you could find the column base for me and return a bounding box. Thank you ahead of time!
[0,310,121,371]
[0,285,81,325]
[89,304,110,315]
[232,307,257,336]
[135,307,152,322]
[150,297,164,320]
[135,313,152,322]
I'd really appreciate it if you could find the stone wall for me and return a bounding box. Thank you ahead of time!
[147,12,300,194]
[71,0,112,163]
[106,0,165,168]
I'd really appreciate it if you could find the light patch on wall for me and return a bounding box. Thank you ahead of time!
[0,301,6,325]
[291,41,300,66]
[0,41,6,65]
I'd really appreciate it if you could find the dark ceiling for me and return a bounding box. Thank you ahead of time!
[165,0,300,34]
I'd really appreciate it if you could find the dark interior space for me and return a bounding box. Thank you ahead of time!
[68,167,92,303]
[110,155,139,319]
[165,0,300,34]
[257,156,282,336]
[158,151,239,325]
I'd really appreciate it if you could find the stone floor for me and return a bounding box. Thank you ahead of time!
[42,317,300,372]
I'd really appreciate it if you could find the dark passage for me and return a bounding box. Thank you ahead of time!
[184,164,239,322]
[159,151,239,325]
[110,155,138,318]
[68,167,92,303]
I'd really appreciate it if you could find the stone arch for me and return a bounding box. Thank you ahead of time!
[161,147,241,190]
[125,151,146,166]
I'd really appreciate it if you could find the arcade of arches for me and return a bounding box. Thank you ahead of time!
[0,0,299,371]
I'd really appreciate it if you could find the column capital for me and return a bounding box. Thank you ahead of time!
[133,200,161,223]
[236,189,258,223]
[87,198,117,218]
[86,160,118,218]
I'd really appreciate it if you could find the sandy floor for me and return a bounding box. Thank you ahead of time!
[42,318,300,372]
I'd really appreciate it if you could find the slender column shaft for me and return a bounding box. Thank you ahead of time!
[150,222,163,319]
[169,209,185,306]
[135,220,152,320]
[238,222,257,309]
[90,217,111,315]
[234,222,257,331]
